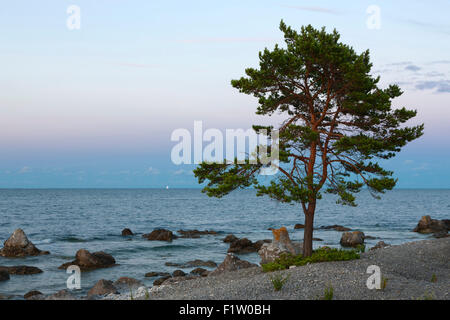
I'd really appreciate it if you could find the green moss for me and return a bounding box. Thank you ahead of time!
[262,247,360,272]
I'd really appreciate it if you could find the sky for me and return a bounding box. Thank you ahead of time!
[0,0,449,188]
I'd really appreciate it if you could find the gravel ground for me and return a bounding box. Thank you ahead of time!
[106,238,450,300]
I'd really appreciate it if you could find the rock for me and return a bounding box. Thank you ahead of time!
[209,253,257,276]
[228,238,258,254]
[58,249,116,271]
[364,235,377,240]
[190,267,208,276]
[145,271,170,278]
[165,259,217,268]
[313,238,323,241]
[369,241,390,251]
[163,274,198,284]
[153,276,171,286]
[88,279,119,297]
[223,234,238,243]
[24,290,43,300]
[142,229,177,242]
[113,277,143,292]
[172,270,186,277]
[45,289,76,300]
[294,224,305,229]
[0,266,43,275]
[433,231,449,239]
[254,239,272,251]
[121,228,134,236]
[0,229,50,257]
[177,229,218,238]
[413,216,448,234]
[340,231,365,247]
[0,270,10,282]
[258,227,303,264]
[319,225,352,232]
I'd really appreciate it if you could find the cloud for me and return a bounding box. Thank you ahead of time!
[280,5,341,15]
[18,166,32,174]
[405,65,421,72]
[415,80,450,93]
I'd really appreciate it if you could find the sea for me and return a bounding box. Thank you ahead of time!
[0,188,448,298]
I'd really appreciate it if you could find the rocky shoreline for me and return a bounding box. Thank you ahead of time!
[104,237,450,300]
[0,216,448,300]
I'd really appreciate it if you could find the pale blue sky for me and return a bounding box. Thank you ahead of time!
[1,0,449,188]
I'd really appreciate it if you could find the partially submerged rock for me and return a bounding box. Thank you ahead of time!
[294,224,305,229]
[153,276,171,286]
[177,229,218,238]
[121,228,134,236]
[58,249,117,271]
[319,225,352,232]
[227,238,271,254]
[209,253,258,276]
[258,227,303,264]
[145,271,170,278]
[142,229,177,242]
[340,231,365,247]
[0,229,50,257]
[0,265,43,275]
[88,279,119,297]
[0,270,10,282]
[413,216,449,237]
[223,234,238,243]
[165,259,217,268]
[190,267,209,277]
[24,290,43,300]
[172,270,186,277]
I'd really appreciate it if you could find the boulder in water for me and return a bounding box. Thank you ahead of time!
[58,249,116,271]
[142,229,177,242]
[0,229,50,257]
[0,270,10,282]
[340,231,365,247]
[0,265,43,275]
[121,228,134,236]
[413,216,448,235]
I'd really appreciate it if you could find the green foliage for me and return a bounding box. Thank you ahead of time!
[431,274,437,283]
[380,277,388,291]
[321,285,334,300]
[262,247,360,272]
[270,273,290,291]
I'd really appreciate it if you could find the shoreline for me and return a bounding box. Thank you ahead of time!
[103,237,449,300]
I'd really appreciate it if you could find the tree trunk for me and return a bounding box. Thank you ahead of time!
[303,204,315,257]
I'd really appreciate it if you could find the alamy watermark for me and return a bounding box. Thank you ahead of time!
[67,5,81,30]
[66,265,81,290]
[366,5,381,30]
[170,121,279,175]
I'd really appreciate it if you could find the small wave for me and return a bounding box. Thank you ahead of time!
[34,238,53,245]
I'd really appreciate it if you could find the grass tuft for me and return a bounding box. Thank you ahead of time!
[270,273,289,291]
[262,247,360,272]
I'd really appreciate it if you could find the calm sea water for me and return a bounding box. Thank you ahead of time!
[0,188,449,298]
